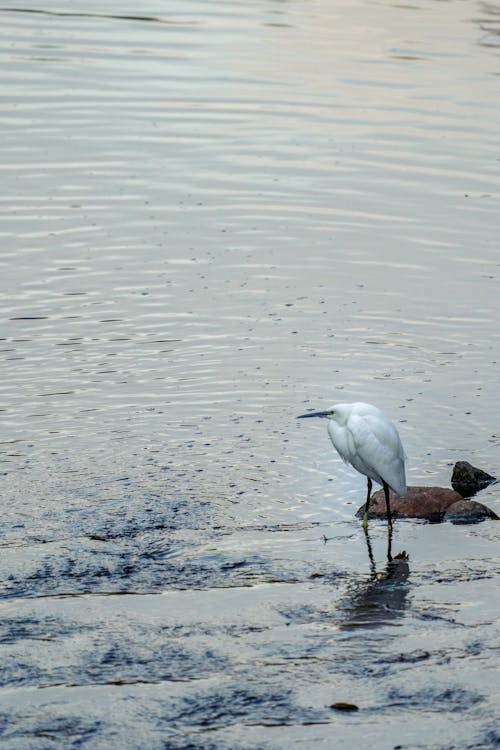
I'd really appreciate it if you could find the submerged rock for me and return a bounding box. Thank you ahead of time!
[451,461,496,498]
[356,486,463,523]
[330,702,359,712]
[443,499,499,524]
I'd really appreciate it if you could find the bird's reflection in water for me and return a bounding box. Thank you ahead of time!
[340,529,410,629]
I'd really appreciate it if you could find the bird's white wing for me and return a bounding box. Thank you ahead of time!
[346,413,407,494]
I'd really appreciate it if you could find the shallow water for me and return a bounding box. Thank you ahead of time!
[1,0,500,747]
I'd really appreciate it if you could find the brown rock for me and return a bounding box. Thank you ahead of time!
[356,486,463,523]
[451,461,496,497]
[443,499,499,524]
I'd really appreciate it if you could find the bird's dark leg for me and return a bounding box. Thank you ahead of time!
[362,478,373,528]
[383,481,393,532]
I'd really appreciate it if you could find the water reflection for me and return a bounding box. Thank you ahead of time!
[477,2,500,49]
[364,524,393,570]
[1,0,500,745]
[340,531,410,629]
[0,7,197,26]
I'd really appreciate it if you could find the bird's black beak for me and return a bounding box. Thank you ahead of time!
[297,410,331,419]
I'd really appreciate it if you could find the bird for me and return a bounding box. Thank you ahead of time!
[297,402,407,529]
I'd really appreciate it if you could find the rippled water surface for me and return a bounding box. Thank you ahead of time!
[1,1,500,747]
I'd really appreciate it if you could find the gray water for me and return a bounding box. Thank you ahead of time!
[1,1,500,748]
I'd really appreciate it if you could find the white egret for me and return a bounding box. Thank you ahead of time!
[298,402,407,529]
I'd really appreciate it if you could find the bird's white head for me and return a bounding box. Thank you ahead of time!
[297,403,351,425]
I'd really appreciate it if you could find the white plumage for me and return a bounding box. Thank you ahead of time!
[326,402,406,495]
[298,401,407,528]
